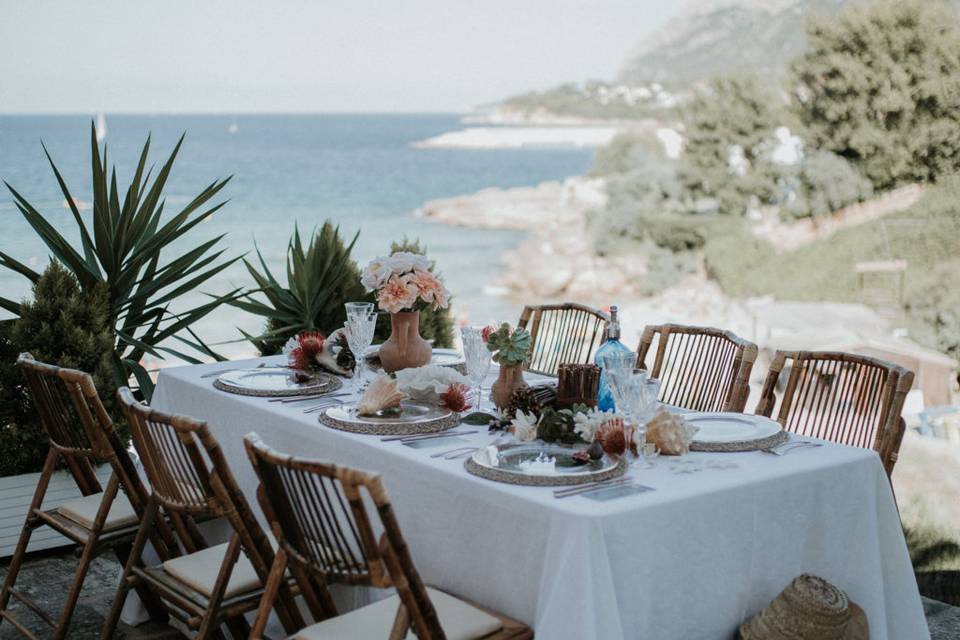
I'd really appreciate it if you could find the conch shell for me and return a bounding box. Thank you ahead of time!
[645,410,698,455]
[356,374,406,416]
[317,328,356,377]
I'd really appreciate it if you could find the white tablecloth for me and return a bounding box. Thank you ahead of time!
[151,356,928,639]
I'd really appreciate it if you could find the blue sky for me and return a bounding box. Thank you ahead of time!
[0,0,679,113]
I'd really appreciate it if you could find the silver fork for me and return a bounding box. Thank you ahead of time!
[430,435,504,460]
[303,399,346,414]
[201,362,269,378]
[761,441,822,456]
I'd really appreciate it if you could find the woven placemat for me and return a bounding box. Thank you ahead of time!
[318,408,461,436]
[690,428,788,453]
[213,370,342,398]
[464,455,628,487]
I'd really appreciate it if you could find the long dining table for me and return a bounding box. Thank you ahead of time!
[149,355,929,639]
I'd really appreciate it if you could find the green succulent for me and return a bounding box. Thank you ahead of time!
[536,403,592,444]
[486,323,532,366]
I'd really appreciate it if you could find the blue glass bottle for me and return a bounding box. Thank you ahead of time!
[595,305,631,412]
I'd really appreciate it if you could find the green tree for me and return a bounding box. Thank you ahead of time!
[678,74,784,215]
[783,151,873,220]
[0,263,120,476]
[791,0,960,188]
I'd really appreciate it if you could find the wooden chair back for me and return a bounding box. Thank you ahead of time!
[755,351,914,476]
[636,325,757,412]
[245,434,445,638]
[16,353,144,502]
[117,387,275,561]
[518,303,609,377]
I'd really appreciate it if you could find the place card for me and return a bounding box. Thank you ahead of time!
[402,436,470,450]
[583,484,655,502]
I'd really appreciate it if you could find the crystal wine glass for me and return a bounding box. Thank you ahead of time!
[601,350,638,411]
[460,326,491,412]
[344,303,377,393]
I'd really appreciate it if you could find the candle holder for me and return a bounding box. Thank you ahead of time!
[556,364,600,409]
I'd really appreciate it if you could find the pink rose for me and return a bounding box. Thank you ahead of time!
[410,268,450,310]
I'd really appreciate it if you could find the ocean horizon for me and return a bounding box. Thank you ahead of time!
[0,113,595,361]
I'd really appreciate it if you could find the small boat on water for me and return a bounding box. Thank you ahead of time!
[96,112,107,141]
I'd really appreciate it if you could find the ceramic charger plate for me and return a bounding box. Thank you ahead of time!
[364,346,466,372]
[685,412,787,452]
[213,367,342,397]
[464,442,628,487]
[318,400,460,436]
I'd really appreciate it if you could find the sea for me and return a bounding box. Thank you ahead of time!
[0,114,594,360]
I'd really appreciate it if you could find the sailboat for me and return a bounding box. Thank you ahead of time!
[96,112,107,141]
[228,118,239,134]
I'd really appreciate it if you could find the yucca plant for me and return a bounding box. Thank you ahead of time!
[229,222,368,354]
[0,123,241,399]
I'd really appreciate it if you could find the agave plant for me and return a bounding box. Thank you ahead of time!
[229,222,368,354]
[0,123,241,399]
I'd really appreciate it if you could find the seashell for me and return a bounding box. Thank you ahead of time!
[597,418,627,457]
[316,328,356,377]
[356,374,406,416]
[645,410,698,455]
[396,365,472,404]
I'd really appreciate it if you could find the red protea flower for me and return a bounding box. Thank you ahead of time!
[481,325,495,343]
[289,331,325,371]
[439,382,472,413]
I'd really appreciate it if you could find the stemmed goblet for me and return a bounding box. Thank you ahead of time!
[460,326,492,412]
[344,302,376,394]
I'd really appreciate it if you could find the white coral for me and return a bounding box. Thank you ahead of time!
[510,410,540,442]
[573,407,615,443]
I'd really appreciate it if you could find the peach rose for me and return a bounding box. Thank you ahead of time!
[410,268,450,310]
[377,273,419,314]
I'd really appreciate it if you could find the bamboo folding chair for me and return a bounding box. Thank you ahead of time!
[755,351,915,477]
[244,434,533,640]
[0,354,166,640]
[101,388,300,640]
[518,303,608,377]
[636,324,758,412]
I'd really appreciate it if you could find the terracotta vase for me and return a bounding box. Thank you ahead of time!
[491,363,528,410]
[378,311,432,374]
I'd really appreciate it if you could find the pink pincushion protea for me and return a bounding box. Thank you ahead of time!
[439,382,472,413]
[288,331,325,371]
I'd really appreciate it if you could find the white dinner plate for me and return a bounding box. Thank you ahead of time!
[685,412,781,444]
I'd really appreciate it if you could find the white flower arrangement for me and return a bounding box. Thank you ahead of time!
[360,252,450,314]
[510,410,541,442]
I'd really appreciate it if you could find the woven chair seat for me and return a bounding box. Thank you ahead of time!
[56,491,140,532]
[293,587,503,640]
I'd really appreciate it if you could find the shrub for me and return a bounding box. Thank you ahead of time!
[0,263,121,476]
[678,74,785,215]
[783,151,874,220]
[904,260,960,364]
[232,223,367,355]
[792,0,960,188]
[0,124,239,399]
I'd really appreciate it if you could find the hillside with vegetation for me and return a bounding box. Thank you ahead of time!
[587,0,960,362]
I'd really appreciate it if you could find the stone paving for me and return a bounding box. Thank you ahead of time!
[0,550,959,638]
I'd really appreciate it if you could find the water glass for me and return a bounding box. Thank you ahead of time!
[601,350,638,409]
[618,372,661,441]
[345,301,374,320]
[460,327,492,412]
